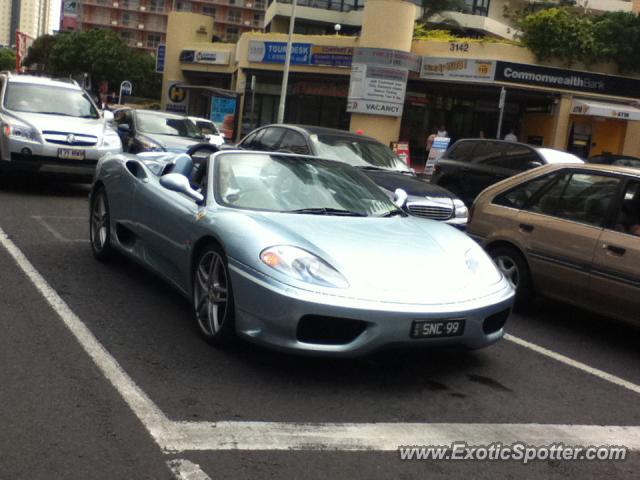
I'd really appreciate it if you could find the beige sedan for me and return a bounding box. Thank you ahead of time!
[467,163,640,324]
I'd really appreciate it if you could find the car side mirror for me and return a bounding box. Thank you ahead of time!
[117,123,131,135]
[526,161,543,170]
[160,173,204,204]
[393,188,408,208]
[103,110,114,123]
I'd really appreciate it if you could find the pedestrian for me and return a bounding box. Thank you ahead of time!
[479,130,486,139]
[437,124,448,138]
[504,128,518,142]
[426,129,437,156]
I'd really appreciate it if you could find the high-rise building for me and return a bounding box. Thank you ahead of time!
[1,0,57,46]
[60,1,267,53]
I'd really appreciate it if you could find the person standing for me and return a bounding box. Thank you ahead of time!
[504,128,518,142]
[426,129,437,156]
[437,124,448,138]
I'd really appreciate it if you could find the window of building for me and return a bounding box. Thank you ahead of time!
[228,9,241,24]
[120,31,134,45]
[177,1,192,12]
[253,13,262,27]
[202,5,216,16]
[464,0,490,16]
[226,27,239,41]
[148,0,165,13]
[147,33,162,49]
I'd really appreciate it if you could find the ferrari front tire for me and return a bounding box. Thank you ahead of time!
[192,244,236,346]
[90,186,114,262]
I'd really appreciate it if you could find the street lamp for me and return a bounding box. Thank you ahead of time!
[277,0,297,124]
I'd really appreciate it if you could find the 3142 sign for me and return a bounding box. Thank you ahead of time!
[449,42,470,52]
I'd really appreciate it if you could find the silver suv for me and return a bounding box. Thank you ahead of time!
[0,73,122,178]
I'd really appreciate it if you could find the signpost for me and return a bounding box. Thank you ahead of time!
[496,86,506,140]
[156,44,166,73]
[119,80,133,105]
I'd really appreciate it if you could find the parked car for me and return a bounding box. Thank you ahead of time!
[89,149,514,356]
[188,116,226,147]
[112,108,207,154]
[237,125,468,227]
[431,139,583,206]
[588,153,640,170]
[467,163,640,324]
[0,73,122,178]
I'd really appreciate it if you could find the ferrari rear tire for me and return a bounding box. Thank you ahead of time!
[192,244,236,346]
[90,186,114,262]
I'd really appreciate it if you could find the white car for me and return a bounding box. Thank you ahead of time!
[0,73,122,179]
[188,116,226,147]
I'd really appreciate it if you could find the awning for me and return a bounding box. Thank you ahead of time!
[571,98,640,121]
[175,84,239,99]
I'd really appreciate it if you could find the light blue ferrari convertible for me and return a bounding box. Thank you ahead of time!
[89,146,514,356]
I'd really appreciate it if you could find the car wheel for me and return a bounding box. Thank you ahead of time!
[90,187,114,261]
[490,245,533,309]
[192,244,235,346]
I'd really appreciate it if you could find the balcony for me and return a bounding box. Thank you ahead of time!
[83,16,167,33]
[81,0,170,15]
[431,10,519,40]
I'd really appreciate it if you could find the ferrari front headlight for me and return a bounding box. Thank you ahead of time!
[260,245,349,288]
[465,246,502,285]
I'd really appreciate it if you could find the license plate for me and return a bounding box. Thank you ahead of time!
[410,319,465,339]
[58,148,85,160]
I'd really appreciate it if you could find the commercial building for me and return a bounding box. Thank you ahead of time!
[160,0,640,163]
[60,0,267,52]
[1,0,57,46]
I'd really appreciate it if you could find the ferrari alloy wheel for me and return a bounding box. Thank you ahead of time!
[490,245,533,309]
[193,245,235,345]
[90,187,114,261]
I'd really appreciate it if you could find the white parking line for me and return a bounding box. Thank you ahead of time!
[505,334,640,396]
[1,224,639,453]
[167,459,212,480]
[31,215,89,243]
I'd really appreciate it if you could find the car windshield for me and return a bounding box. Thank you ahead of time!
[4,83,99,118]
[137,111,201,138]
[314,134,411,172]
[214,153,400,217]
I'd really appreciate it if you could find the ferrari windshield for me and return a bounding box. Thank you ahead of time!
[314,134,411,172]
[4,83,100,118]
[214,153,400,217]
[136,111,201,138]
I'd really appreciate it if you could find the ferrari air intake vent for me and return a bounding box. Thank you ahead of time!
[297,315,368,345]
[482,308,510,334]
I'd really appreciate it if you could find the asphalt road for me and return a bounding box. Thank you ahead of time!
[0,173,638,479]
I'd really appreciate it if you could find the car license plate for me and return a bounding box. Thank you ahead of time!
[58,148,85,160]
[410,319,465,339]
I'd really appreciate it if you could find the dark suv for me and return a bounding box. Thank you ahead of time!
[238,124,469,227]
[431,139,582,206]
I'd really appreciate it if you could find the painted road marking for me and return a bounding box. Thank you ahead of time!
[505,334,640,396]
[1,225,639,452]
[167,459,212,480]
[32,215,88,243]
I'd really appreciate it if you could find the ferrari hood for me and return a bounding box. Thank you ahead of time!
[244,212,505,305]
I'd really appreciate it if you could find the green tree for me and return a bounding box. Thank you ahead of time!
[23,34,60,70]
[28,29,161,99]
[0,48,16,71]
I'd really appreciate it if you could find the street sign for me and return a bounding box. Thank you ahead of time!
[156,44,166,73]
[498,86,507,109]
[119,80,133,104]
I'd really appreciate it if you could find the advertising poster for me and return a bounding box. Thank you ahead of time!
[210,97,237,139]
[424,137,451,177]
